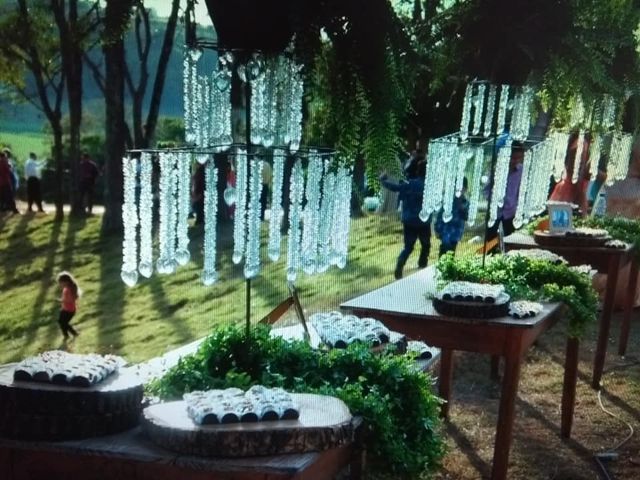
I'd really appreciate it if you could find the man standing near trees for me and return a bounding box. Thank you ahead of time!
[79,151,100,215]
[24,152,45,213]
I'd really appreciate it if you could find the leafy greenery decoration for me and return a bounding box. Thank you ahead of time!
[577,215,640,260]
[148,324,445,476]
[436,253,598,338]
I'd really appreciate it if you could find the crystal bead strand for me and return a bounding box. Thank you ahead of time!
[483,85,497,138]
[287,159,305,282]
[301,151,323,275]
[202,159,219,286]
[232,148,248,264]
[316,160,336,273]
[183,50,193,143]
[185,49,202,143]
[602,95,616,130]
[332,165,353,269]
[496,85,510,134]
[262,67,276,148]
[466,145,485,226]
[488,139,512,226]
[267,149,285,261]
[420,140,443,220]
[288,61,304,153]
[244,156,263,279]
[175,152,191,266]
[455,145,470,197]
[471,84,485,136]
[250,67,265,145]
[589,135,601,179]
[166,152,179,273]
[512,148,532,229]
[156,152,177,274]
[442,144,461,223]
[551,132,569,181]
[194,77,204,146]
[138,153,154,278]
[572,131,584,184]
[121,155,139,287]
[201,75,212,147]
[459,83,473,141]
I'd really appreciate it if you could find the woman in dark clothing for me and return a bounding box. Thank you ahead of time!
[379,156,431,279]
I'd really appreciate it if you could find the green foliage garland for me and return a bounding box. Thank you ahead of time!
[148,324,445,476]
[527,214,640,260]
[436,253,598,338]
[577,216,640,260]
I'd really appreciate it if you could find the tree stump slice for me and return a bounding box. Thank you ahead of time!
[142,393,355,457]
[0,363,143,441]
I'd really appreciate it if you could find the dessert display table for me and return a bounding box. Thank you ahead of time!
[340,267,570,480]
[505,231,638,388]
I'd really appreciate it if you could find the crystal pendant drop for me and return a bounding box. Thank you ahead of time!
[121,155,139,287]
[138,152,154,278]
[267,149,285,261]
[286,159,305,282]
[232,148,248,264]
[202,159,219,286]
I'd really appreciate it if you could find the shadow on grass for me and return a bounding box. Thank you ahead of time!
[60,215,86,270]
[2,213,31,288]
[19,218,63,358]
[146,276,194,346]
[96,233,125,353]
[444,421,492,479]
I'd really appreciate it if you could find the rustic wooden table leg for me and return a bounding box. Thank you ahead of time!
[490,355,500,380]
[561,337,579,438]
[491,342,522,480]
[592,256,620,389]
[439,349,454,419]
[619,259,638,356]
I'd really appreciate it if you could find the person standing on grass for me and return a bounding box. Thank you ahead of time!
[79,152,100,215]
[435,177,469,257]
[56,271,81,340]
[0,151,19,214]
[379,153,431,279]
[24,152,45,213]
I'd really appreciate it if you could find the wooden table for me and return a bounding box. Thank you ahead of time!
[504,232,638,388]
[0,422,363,480]
[340,267,573,480]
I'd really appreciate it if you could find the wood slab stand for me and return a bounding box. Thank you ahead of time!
[0,363,143,441]
[142,394,355,458]
[534,230,609,248]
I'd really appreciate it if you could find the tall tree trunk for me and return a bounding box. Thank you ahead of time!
[53,0,84,216]
[101,0,131,234]
[52,121,65,220]
[143,0,180,148]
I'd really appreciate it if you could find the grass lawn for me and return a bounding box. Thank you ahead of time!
[0,130,49,167]
[1,210,451,364]
[1,210,638,480]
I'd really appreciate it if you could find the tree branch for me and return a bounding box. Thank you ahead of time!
[83,51,105,94]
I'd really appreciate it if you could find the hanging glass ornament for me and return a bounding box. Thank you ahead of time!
[551,131,570,181]
[287,159,305,282]
[156,152,177,275]
[572,131,584,184]
[420,139,446,220]
[138,153,154,278]
[488,139,512,226]
[455,145,471,197]
[471,84,485,136]
[121,155,139,287]
[512,149,532,229]
[589,135,601,179]
[232,148,248,264]
[316,159,336,273]
[496,85,510,135]
[202,159,219,286]
[244,156,263,279]
[175,152,192,266]
[330,164,353,269]
[267,149,285,261]
[301,151,323,275]
[183,50,194,143]
[441,143,462,223]
[459,84,473,141]
[483,85,497,138]
[466,145,485,226]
